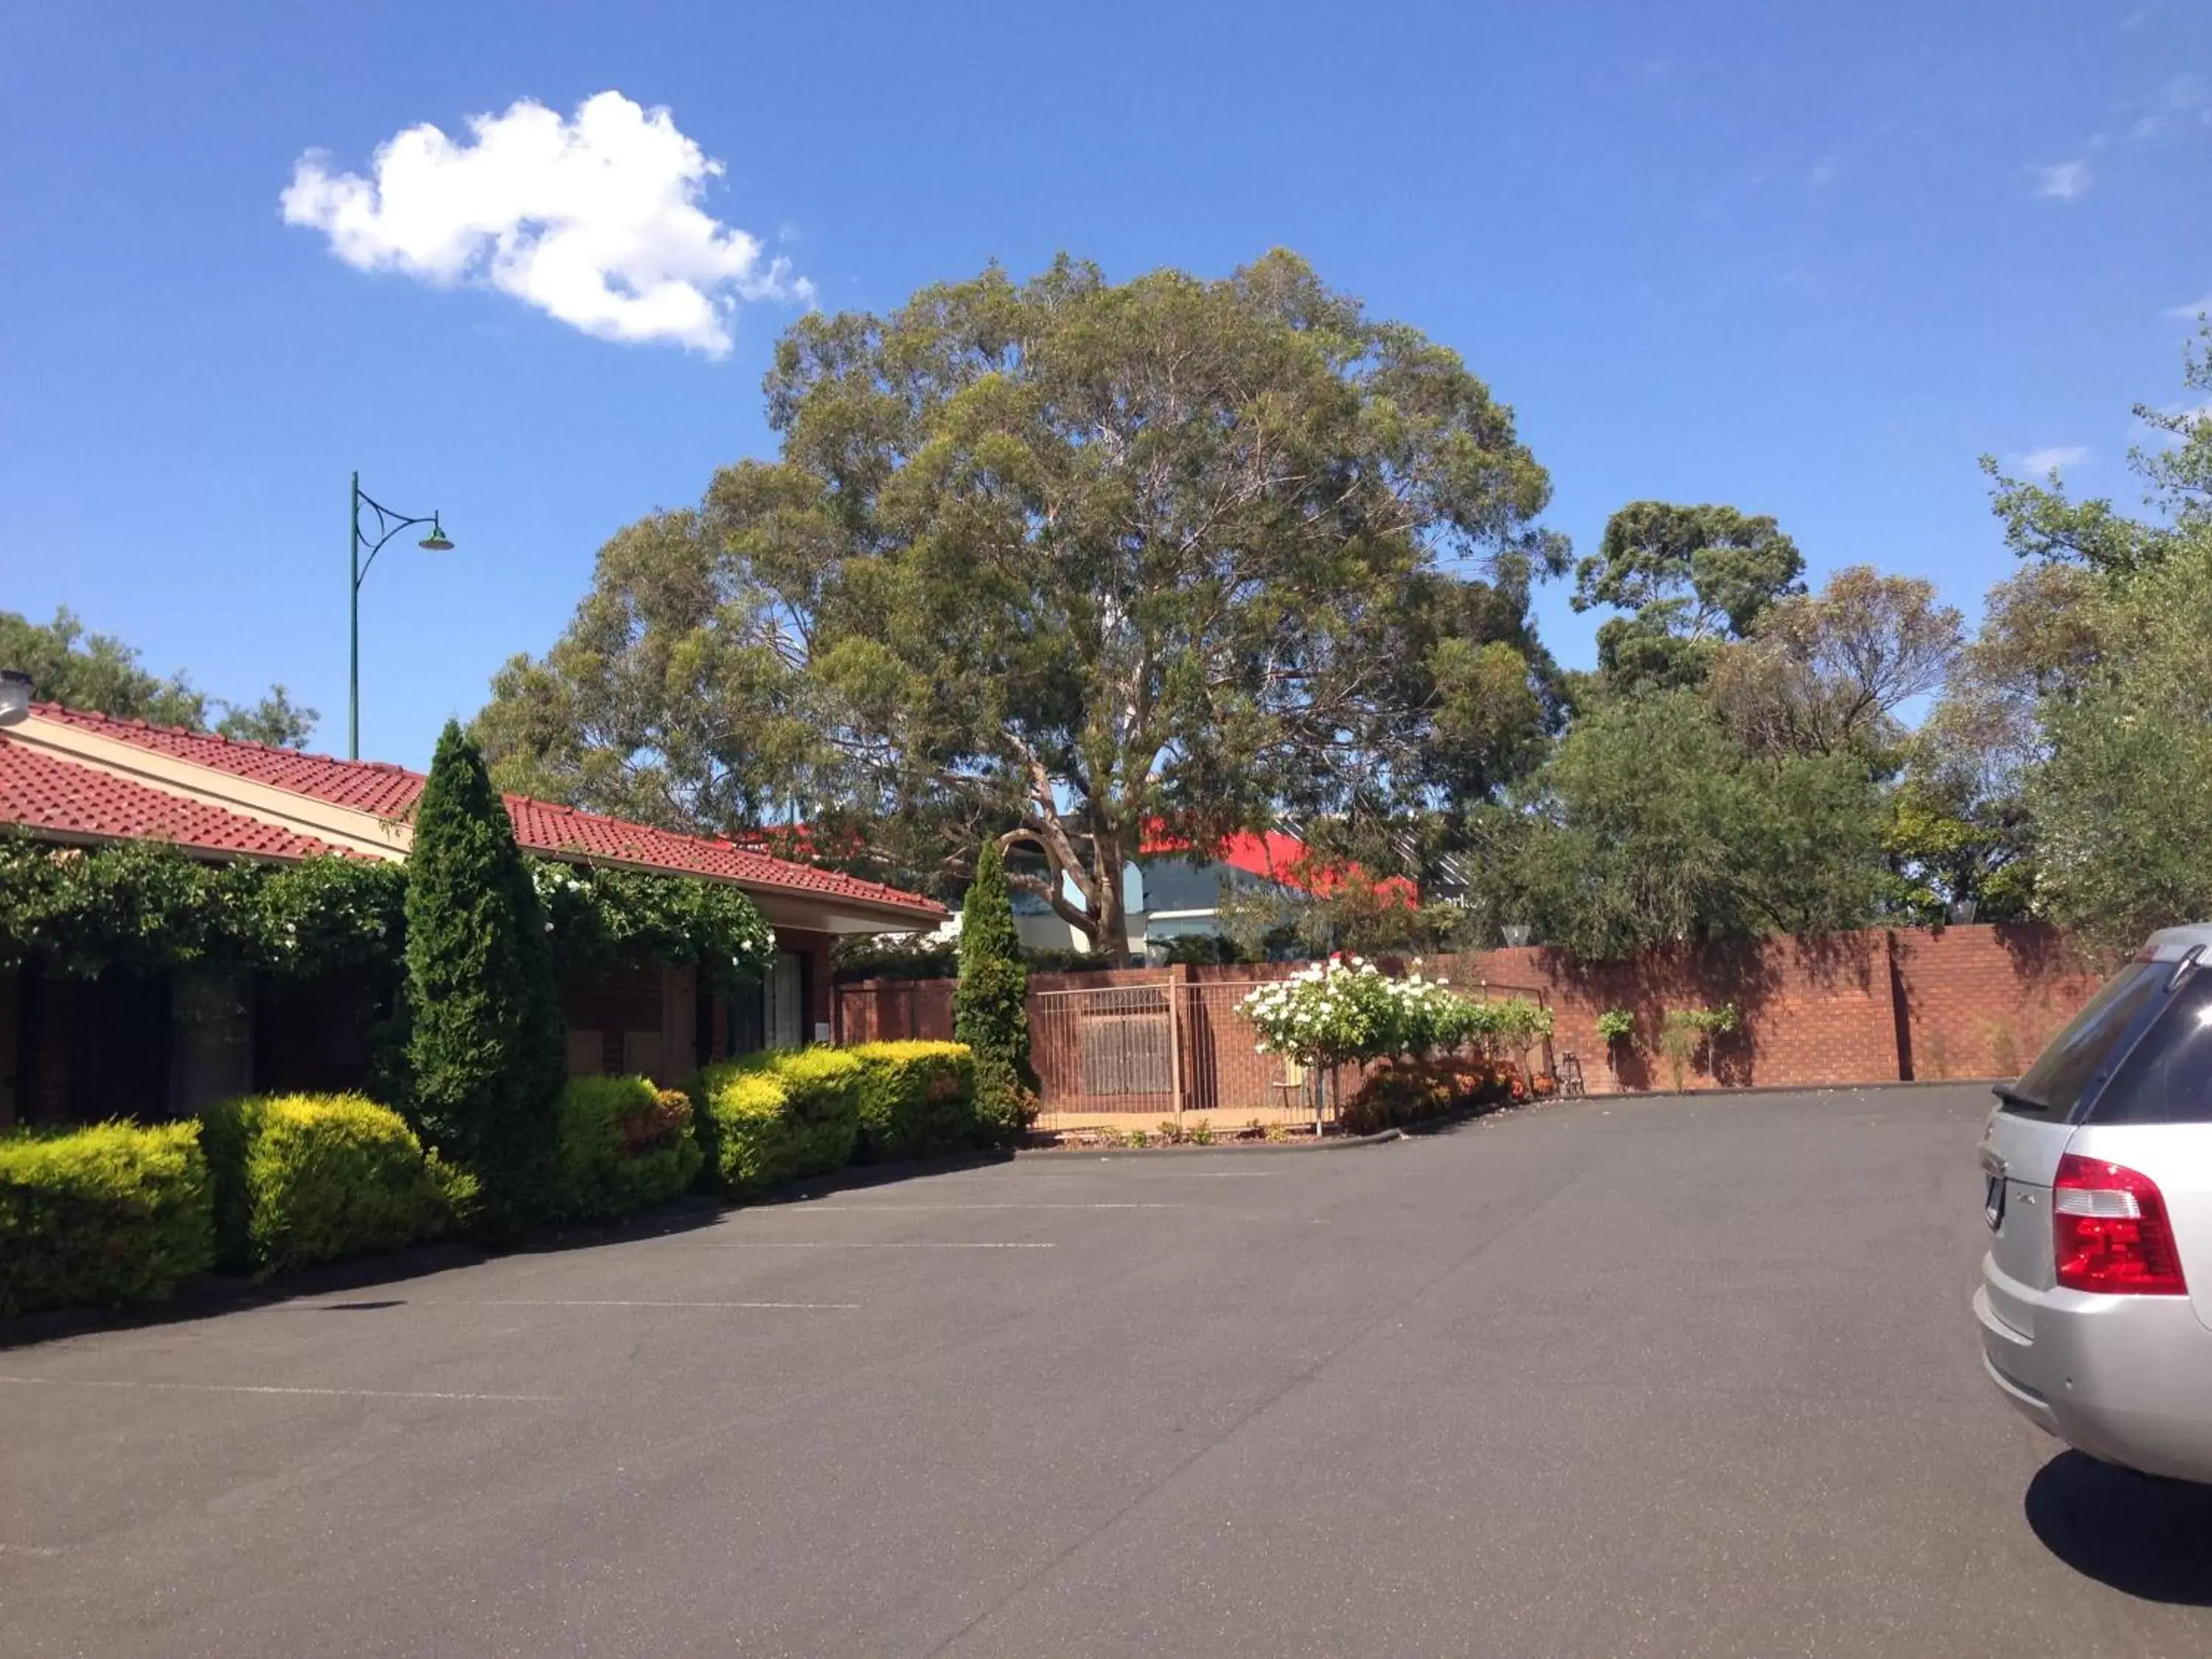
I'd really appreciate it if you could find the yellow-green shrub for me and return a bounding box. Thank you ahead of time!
[0,1121,215,1315]
[552,1075,703,1220]
[848,1040,978,1161]
[689,1047,864,1192]
[201,1093,462,1277]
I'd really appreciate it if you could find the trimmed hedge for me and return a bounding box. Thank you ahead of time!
[552,1075,703,1220]
[849,1040,978,1162]
[201,1093,467,1277]
[0,1121,216,1315]
[689,1048,865,1193]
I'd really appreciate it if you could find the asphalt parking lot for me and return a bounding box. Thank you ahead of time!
[6,1082,2212,1658]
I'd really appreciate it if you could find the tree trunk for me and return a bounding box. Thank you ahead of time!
[1089,826,1132,964]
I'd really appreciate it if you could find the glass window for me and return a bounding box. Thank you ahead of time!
[764,951,803,1050]
[2090,968,2212,1124]
[726,983,765,1057]
[2003,962,2168,1121]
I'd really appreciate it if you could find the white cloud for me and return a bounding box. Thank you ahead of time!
[2019,445,2090,474]
[2167,293,2212,320]
[2130,72,2206,139]
[2031,159,2093,201]
[281,91,810,356]
[1807,157,1841,187]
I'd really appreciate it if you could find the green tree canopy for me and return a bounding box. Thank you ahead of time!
[479,251,1565,956]
[1708,565,1962,762]
[0,606,316,748]
[1462,690,1885,958]
[1570,502,1805,696]
[2022,533,2212,956]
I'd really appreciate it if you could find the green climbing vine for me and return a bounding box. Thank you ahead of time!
[0,833,773,989]
[529,859,774,990]
[0,835,404,978]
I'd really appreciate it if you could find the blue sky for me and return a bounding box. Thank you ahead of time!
[2,1,2206,768]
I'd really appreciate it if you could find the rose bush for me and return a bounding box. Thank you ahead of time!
[1239,959,1546,1068]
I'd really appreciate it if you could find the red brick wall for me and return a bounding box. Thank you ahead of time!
[830,922,2107,1106]
[1890,925,2102,1082]
[1429,932,1905,1094]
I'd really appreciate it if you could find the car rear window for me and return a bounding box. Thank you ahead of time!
[2002,961,2170,1120]
[2088,967,2212,1125]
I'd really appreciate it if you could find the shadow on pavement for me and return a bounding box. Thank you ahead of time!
[0,1195,730,1352]
[2026,1450,2212,1604]
[0,1150,1021,1351]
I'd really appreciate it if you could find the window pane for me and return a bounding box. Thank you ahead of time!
[2091,970,2212,1125]
[2005,962,2168,1120]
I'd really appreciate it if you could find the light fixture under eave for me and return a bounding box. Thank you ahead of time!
[418,516,454,552]
[0,668,31,727]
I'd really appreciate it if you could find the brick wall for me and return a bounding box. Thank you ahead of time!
[1890,925,2103,1082]
[833,923,2108,1109]
[1434,932,1905,1094]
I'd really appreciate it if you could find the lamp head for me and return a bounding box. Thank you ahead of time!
[419,515,453,552]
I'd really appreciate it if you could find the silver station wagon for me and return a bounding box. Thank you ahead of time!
[1975,926,2212,1484]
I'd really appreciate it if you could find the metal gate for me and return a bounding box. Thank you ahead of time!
[1030,981,1312,1124]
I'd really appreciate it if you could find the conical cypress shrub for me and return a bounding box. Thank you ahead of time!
[955,841,1035,1143]
[403,720,566,1235]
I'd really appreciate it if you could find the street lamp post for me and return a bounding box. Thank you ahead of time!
[349,470,453,760]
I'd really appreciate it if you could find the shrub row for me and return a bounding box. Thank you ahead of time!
[689,1041,995,1194]
[201,1093,469,1276]
[0,1121,215,1316]
[3,1040,991,1316]
[689,1048,866,1192]
[850,1041,980,1163]
[552,1075,701,1220]
[1,1071,712,1314]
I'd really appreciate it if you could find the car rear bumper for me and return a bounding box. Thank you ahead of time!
[1977,1254,2212,1484]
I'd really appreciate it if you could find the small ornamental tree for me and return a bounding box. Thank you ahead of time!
[955,841,1035,1142]
[403,721,566,1234]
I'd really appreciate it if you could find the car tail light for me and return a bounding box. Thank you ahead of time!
[2053,1153,2188,1295]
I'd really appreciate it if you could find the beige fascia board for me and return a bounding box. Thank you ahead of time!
[10,715,412,861]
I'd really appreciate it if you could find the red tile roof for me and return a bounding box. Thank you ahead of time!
[1141,827,1419,902]
[501,795,942,912]
[23,705,943,917]
[38,703,425,815]
[0,734,344,861]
